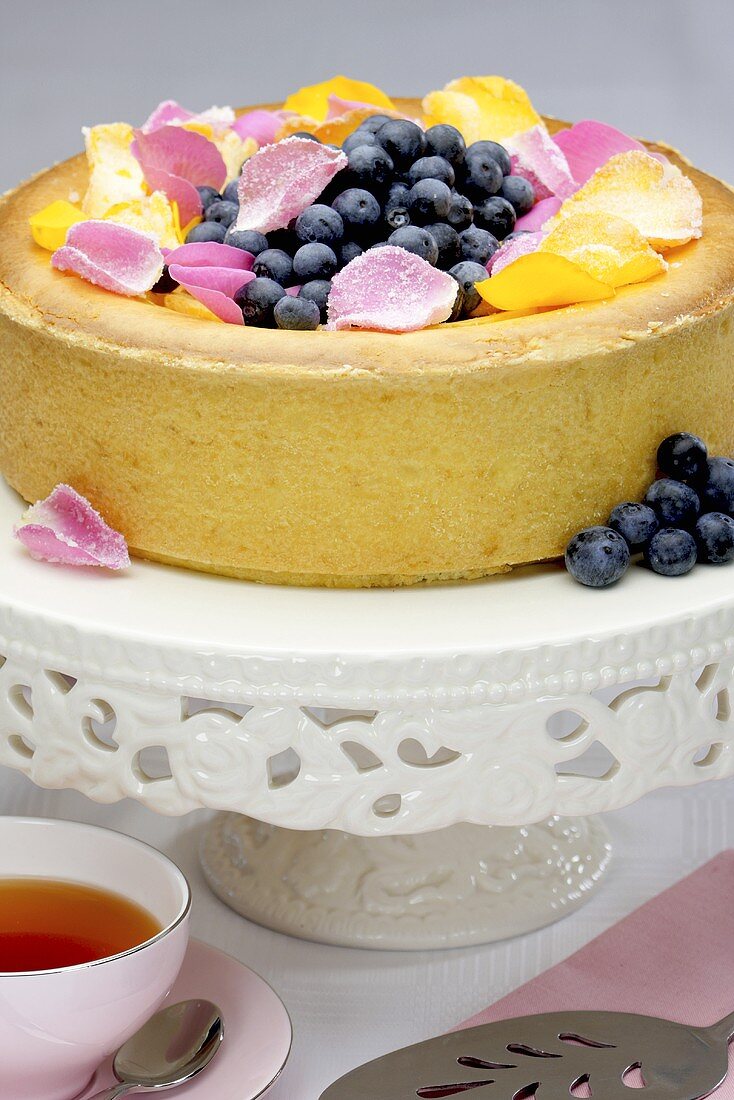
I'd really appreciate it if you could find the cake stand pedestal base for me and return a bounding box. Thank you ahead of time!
[200,812,612,950]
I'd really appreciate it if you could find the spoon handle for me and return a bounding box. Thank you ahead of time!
[84,1085,132,1100]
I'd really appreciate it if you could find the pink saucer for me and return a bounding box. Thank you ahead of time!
[79,939,291,1100]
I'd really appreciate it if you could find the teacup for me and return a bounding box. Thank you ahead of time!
[0,817,191,1100]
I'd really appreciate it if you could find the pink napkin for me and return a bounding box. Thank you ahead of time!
[456,850,734,1091]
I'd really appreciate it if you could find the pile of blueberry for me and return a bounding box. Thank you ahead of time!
[565,433,734,587]
[168,117,531,330]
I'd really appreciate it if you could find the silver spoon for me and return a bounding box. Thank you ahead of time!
[87,999,224,1099]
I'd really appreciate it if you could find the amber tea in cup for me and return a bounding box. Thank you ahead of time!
[0,878,162,972]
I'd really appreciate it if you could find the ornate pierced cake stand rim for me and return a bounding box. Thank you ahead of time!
[2,478,734,706]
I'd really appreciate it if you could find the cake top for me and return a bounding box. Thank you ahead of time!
[29,75,703,333]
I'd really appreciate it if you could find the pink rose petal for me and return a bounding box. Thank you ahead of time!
[232,109,287,146]
[285,285,302,296]
[553,120,666,186]
[505,123,577,201]
[164,242,255,270]
[326,95,380,119]
[488,231,544,275]
[142,100,236,135]
[168,264,253,324]
[51,220,164,296]
[235,136,347,234]
[132,126,227,224]
[327,245,457,332]
[142,167,203,226]
[515,195,563,232]
[14,485,130,569]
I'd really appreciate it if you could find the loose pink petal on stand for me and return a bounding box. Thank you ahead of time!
[327,245,457,332]
[164,242,255,270]
[236,136,347,234]
[553,120,666,186]
[488,231,544,274]
[232,109,288,146]
[505,123,577,201]
[52,220,164,295]
[168,264,253,324]
[141,99,195,133]
[14,485,130,569]
[515,196,563,231]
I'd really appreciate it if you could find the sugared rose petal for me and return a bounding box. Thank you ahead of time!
[29,200,85,251]
[52,220,164,296]
[235,136,347,234]
[488,231,544,274]
[327,245,457,332]
[142,100,235,134]
[477,253,614,311]
[132,125,227,224]
[505,124,576,200]
[539,210,667,287]
[232,109,285,146]
[545,150,703,251]
[553,120,664,186]
[422,90,483,145]
[14,485,130,570]
[283,76,395,122]
[164,241,255,270]
[82,123,147,217]
[167,264,253,324]
[515,196,562,231]
[441,76,541,140]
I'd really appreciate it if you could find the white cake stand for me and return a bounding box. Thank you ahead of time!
[1,478,732,949]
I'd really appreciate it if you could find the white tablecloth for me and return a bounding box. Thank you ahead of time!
[1,768,731,1099]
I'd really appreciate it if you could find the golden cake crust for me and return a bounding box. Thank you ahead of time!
[2,103,734,586]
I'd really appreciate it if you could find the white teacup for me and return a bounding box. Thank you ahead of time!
[0,817,191,1100]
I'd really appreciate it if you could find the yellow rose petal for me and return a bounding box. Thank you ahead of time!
[283,76,395,121]
[539,210,668,287]
[444,75,541,140]
[421,90,483,145]
[29,200,86,251]
[102,192,181,250]
[476,253,614,311]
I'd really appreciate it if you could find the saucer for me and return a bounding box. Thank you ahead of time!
[79,938,292,1099]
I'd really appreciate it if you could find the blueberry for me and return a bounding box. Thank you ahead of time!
[197,185,222,210]
[499,175,535,217]
[694,512,734,564]
[644,528,697,576]
[387,226,439,265]
[565,526,630,587]
[186,221,227,244]
[375,119,426,169]
[699,456,734,513]
[222,179,240,205]
[266,227,299,254]
[151,265,178,294]
[656,432,708,481]
[474,195,517,239]
[424,124,466,168]
[384,182,411,230]
[448,260,490,315]
[293,242,338,281]
[274,295,321,330]
[644,478,701,528]
[426,223,461,270]
[466,140,512,177]
[343,130,378,154]
[204,200,239,228]
[235,277,286,327]
[461,149,503,200]
[224,227,269,255]
[253,248,293,285]
[608,502,659,551]
[407,178,452,225]
[345,144,394,192]
[446,192,474,231]
[338,240,363,266]
[407,156,455,188]
[295,204,344,245]
[299,279,332,323]
[291,130,321,141]
[332,188,382,242]
[357,114,393,135]
[459,225,499,266]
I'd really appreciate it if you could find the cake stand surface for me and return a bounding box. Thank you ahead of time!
[1,478,733,948]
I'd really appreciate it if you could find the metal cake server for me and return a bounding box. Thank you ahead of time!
[320,1008,734,1099]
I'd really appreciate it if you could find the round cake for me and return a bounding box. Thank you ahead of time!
[1,94,733,587]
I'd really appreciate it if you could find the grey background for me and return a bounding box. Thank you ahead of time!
[1,0,732,193]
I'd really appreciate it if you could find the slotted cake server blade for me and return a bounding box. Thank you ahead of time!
[320,1009,734,1099]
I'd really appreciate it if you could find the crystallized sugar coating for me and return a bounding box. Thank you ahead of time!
[489,231,544,274]
[327,245,458,332]
[505,123,576,201]
[14,485,131,569]
[51,220,164,295]
[235,137,348,234]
